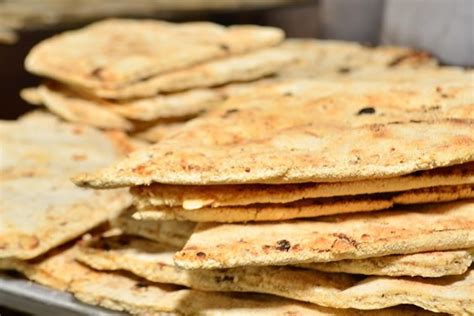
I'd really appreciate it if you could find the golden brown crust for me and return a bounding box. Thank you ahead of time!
[0,113,132,259]
[133,184,474,222]
[131,162,474,209]
[77,235,474,314]
[26,19,284,91]
[175,200,474,269]
[75,80,474,187]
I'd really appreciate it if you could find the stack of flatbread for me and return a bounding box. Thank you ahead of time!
[74,76,474,315]
[21,18,459,144]
[20,18,292,135]
[2,112,365,315]
[4,18,474,315]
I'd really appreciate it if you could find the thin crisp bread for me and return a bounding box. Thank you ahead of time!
[26,19,284,90]
[131,162,474,209]
[90,46,295,99]
[26,84,133,130]
[301,249,474,277]
[0,244,346,315]
[1,243,422,315]
[175,200,474,268]
[24,82,222,123]
[77,235,473,314]
[276,39,438,79]
[133,184,474,222]
[112,208,194,248]
[74,81,474,187]
[133,120,188,143]
[0,112,132,259]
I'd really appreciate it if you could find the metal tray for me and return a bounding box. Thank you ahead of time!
[0,273,123,315]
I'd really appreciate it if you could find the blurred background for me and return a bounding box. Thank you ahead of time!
[0,0,472,119]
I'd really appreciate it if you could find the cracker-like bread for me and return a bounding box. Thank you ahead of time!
[23,84,133,130]
[107,89,223,121]
[133,184,473,222]
[2,243,423,315]
[133,120,188,143]
[71,272,428,316]
[77,235,473,314]
[90,46,295,99]
[112,208,194,248]
[74,81,474,187]
[78,234,473,280]
[25,19,284,90]
[0,112,132,259]
[301,249,474,277]
[175,200,474,269]
[132,162,474,209]
[276,39,438,79]
[22,83,210,130]
[0,246,86,291]
[23,77,257,126]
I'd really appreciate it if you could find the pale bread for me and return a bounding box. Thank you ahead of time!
[275,40,474,84]
[133,120,188,143]
[175,200,474,269]
[71,271,428,316]
[133,184,474,222]
[90,46,295,99]
[134,184,474,222]
[19,87,42,105]
[78,234,474,280]
[28,84,133,130]
[0,244,315,315]
[1,243,422,316]
[0,246,87,291]
[77,235,473,314]
[276,39,438,79]
[301,249,474,277]
[74,81,474,187]
[112,208,194,248]
[23,83,223,123]
[131,162,474,209]
[25,19,284,90]
[108,89,223,121]
[0,112,132,259]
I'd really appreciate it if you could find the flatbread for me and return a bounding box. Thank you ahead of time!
[133,120,188,143]
[23,83,224,123]
[175,200,474,269]
[90,46,295,99]
[131,162,474,209]
[74,80,474,187]
[276,39,438,79]
[133,184,474,222]
[78,234,473,281]
[26,84,133,130]
[1,244,421,315]
[0,112,133,259]
[301,249,474,277]
[0,246,87,291]
[25,19,284,90]
[112,208,194,248]
[77,235,473,314]
[19,87,42,105]
[275,40,473,83]
[71,272,428,316]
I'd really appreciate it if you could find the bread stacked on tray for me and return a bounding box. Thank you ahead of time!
[4,18,473,315]
[0,113,356,315]
[74,76,474,315]
[21,18,460,144]
[21,19,290,135]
